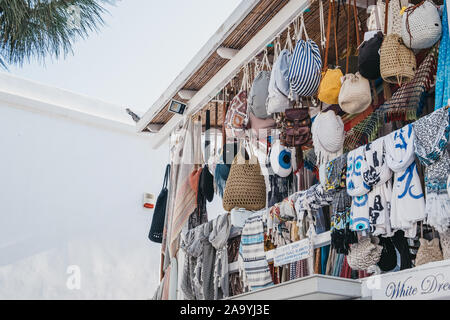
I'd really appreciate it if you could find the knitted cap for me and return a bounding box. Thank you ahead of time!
[312,110,345,166]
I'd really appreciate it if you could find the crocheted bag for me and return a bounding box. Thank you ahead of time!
[222,147,266,212]
[415,238,443,266]
[401,0,442,50]
[224,90,248,139]
[380,34,416,85]
[380,0,417,85]
[439,229,450,260]
[224,66,251,139]
[347,237,383,270]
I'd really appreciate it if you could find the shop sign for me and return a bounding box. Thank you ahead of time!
[273,238,312,267]
[364,262,450,300]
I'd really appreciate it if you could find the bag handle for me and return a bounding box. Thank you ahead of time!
[323,0,333,70]
[353,0,361,48]
[274,36,282,61]
[334,0,341,66]
[346,0,361,73]
[374,0,382,31]
[261,47,272,71]
[384,0,389,35]
[284,25,294,52]
[295,14,309,41]
[162,164,171,190]
[319,0,327,49]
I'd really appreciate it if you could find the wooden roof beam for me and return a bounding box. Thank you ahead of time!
[147,0,311,149]
[136,0,260,134]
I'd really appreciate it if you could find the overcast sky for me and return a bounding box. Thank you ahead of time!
[9,0,241,115]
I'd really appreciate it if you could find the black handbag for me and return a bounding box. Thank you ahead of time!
[358,31,384,80]
[148,164,170,243]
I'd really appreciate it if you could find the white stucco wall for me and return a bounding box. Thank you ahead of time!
[0,74,168,299]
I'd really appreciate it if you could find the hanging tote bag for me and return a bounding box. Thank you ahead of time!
[148,164,171,243]
[415,225,444,266]
[318,0,343,105]
[267,36,294,114]
[380,0,416,85]
[248,51,272,119]
[401,0,442,50]
[222,144,266,212]
[288,14,322,98]
[359,0,384,80]
[339,0,372,114]
[358,31,384,80]
[339,72,372,114]
[224,66,250,139]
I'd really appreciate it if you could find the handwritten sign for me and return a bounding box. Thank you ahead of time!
[273,238,312,267]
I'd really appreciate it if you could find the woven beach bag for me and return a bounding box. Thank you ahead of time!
[401,0,442,50]
[415,238,443,266]
[380,0,416,85]
[222,147,266,212]
[380,34,416,85]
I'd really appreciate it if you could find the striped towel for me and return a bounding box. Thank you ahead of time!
[170,174,197,257]
[238,213,274,291]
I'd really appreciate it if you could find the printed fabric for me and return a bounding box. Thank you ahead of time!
[385,124,424,238]
[435,0,450,111]
[413,108,450,232]
[347,146,371,231]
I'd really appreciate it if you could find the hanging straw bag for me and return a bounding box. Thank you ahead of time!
[401,0,442,50]
[416,225,444,266]
[222,144,266,211]
[288,14,322,98]
[318,0,343,105]
[380,0,416,85]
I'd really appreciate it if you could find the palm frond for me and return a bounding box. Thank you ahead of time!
[0,0,112,68]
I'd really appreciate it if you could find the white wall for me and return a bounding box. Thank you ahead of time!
[0,84,169,299]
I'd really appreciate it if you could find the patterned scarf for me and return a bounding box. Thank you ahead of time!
[346,146,371,196]
[413,108,450,232]
[347,146,371,231]
[361,137,392,188]
[435,0,450,111]
[385,124,425,238]
[238,212,274,291]
[360,137,393,235]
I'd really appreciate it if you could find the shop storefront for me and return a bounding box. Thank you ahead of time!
[142,0,450,300]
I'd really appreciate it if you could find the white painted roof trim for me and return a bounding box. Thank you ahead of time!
[0,72,142,135]
[136,0,260,133]
[147,0,311,149]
